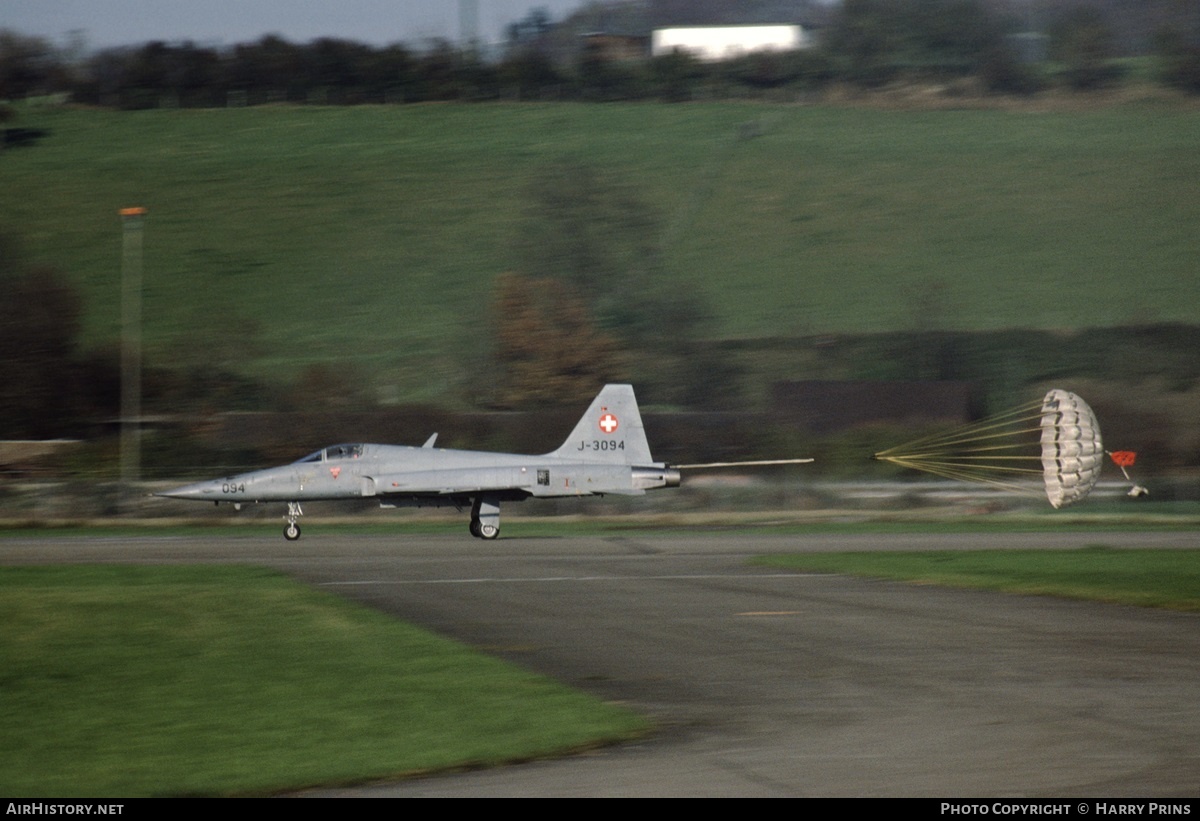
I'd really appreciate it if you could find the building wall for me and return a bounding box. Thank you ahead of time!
[651,25,810,61]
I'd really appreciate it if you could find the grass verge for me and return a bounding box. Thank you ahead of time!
[0,564,647,796]
[754,548,1200,611]
[2,504,1200,539]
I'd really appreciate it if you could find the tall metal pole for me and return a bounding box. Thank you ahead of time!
[119,207,145,509]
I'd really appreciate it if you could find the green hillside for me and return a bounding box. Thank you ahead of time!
[3,103,1198,402]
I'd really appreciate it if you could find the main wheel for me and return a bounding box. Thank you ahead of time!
[284,523,301,541]
[479,523,499,540]
[469,519,482,538]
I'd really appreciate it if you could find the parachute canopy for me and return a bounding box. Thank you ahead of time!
[1040,389,1103,508]
[874,389,1103,509]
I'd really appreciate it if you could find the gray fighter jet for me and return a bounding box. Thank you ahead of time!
[157,384,811,540]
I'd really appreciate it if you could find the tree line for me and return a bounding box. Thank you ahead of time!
[2,0,1200,108]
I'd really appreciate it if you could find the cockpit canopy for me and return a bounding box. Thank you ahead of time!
[295,443,365,463]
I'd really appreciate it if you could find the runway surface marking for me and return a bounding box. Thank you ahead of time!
[318,572,835,586]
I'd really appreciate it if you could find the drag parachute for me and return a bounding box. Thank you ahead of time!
[1039,389,1104,507]
[874,389,1103,509]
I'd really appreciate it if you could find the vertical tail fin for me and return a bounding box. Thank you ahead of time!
[547,384,654,465]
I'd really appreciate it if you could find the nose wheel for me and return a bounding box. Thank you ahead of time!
[283,502,303,541]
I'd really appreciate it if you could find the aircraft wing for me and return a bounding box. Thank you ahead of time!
[372,463,656,498]
[371,467,535,497]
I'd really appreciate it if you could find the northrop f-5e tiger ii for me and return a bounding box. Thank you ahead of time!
[158,384,812,540]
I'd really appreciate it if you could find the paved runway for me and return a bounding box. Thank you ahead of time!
[4,530,1198,796]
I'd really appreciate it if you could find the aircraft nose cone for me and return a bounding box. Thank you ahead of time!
[155,480,222,500]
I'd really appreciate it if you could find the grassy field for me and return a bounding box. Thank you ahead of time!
[0,564,647,796]
[3,103,1199,402]
[755,547,1200,611]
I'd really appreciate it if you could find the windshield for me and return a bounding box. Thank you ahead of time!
[325,443,364,460]
[294,444,364,463]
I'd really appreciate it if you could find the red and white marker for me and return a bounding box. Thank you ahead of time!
[599,413,619,434]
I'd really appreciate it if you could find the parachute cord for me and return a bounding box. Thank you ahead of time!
[875,398,1049,493]
[879,423,1045,455]
[879,455,1044,475]
[888,454,1043,462]
[879,456,1043,496]
[874,400,1044,458]
[893,442,1043,459]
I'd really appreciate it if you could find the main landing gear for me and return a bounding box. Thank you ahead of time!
[469,495,500,540]
[469,519,499,539]
[283,502,303,541]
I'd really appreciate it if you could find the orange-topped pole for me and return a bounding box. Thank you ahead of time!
[120,207,145,509]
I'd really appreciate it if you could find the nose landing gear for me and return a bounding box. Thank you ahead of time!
[283,502,303,540]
